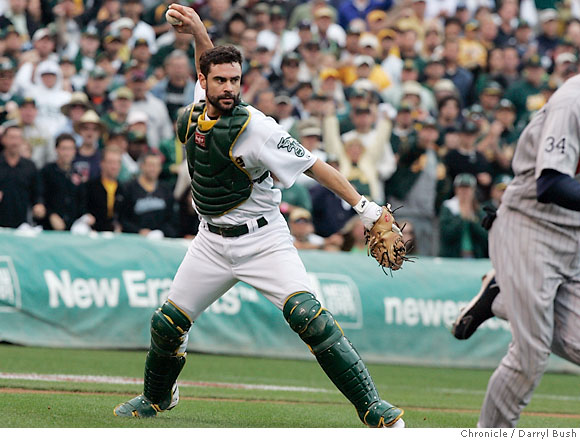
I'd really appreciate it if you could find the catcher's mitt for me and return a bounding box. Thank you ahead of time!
[365,206,411,273]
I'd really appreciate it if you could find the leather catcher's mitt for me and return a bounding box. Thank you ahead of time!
[365,206,408,272]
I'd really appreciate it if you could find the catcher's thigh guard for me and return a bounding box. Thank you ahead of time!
[283,292,403,427]
[144,300,192,404]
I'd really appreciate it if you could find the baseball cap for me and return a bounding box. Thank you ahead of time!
[127,130,147,143]
[89,66,108,79]
[16,96,37,107]
[347,21,366,35]
[320,68,340,81]
[555,52,577,65]
[289,208,312,222]
[61,92,91,115]
[367,10,387,23]
[493,174,512,190]
[32,28,53,42]
[377,28,396,41]
[539,8,558,23]
[354,54,375,67]
[460,120,479,134]
[253,2,270,14]
[454,173,477,188]
[314,6,334,19]
[298,118,322,138]
[433,79,457,93]
[525,54,543,68]
[482,81,503,96]
[354,103,372,114]
[274,95,292,105]
[402,80,422,97]
[497,98,515,111]
[402,59,417,71]
[282,52,300,65]
[110,86,134,101]
[127,111,148,125]
[418,116,437,129]
[358,33,379,50]
[0,57,15,72]
[133,38,149,47]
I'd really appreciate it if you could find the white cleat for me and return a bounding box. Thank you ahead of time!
[389,418,405,428]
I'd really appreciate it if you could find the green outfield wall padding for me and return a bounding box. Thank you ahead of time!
[0,229,576,372]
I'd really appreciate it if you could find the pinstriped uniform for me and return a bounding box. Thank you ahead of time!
[479,75,580,427]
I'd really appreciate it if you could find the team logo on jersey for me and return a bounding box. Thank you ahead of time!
[277,136,305,157]
[0,256,21,312]
[195,131,206,147]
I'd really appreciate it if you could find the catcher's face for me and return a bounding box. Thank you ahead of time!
[200,62,242,117]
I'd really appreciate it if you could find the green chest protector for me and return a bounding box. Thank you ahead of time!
[176,101,254,216]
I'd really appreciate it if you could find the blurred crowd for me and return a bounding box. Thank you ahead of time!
[0,0,577,258]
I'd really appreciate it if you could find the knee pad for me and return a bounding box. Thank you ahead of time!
[150,300,192,356]
[283,292,343,353]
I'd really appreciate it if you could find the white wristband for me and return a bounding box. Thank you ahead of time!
[353,196,370,214]
[354,197,383,229]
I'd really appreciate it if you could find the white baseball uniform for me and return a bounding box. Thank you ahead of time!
[167,84,318,321]
[479,75,580,427]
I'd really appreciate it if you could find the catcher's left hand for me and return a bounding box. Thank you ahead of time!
[365,205,409,272]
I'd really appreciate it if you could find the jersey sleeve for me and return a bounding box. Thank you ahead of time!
[535,105,580,179]
[256,119,317,188]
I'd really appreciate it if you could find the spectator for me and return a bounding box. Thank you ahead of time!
[274,94,297,133]
[57,91,92,145]
[27,59,71,136]
[122,0,157,54]
[270,52,301,97]
[442,38,473,106]
[341,101,396,193]
[129,38,154,78]
[40,133,85,230]
[340,216,367,253]
[172,161,199,240]
[385,117,448,256]
[150,50,195,122]
[72,109,104,183]
[86,146,124,232]
[443,119,492,196]
[126,69,173,149]
[73,28,101,79]
[122,129,150,183]
[309,157,356,238]
[152,29,195,72]
[83,66,112,116]
[0,0,39,43]
[478,81,503,122]
[476,98,519,178]
[101,87,134,138]
[13,28,58,94]
[483,174,512,212]
[337,0,393,30]
[503,55,546,125]
[0,123,45,228]
[0,58,17,125]
[288,207,328,250]
[17,95,55,170]
[120,151,175,238]
[158,120,183,189]
[439,173,488,258]
[536,9,560,59]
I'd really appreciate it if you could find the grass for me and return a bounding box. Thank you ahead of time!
[0,344,578,428]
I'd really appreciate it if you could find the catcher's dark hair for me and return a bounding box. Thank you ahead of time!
[199,46,243,77]
[55,132,76,147]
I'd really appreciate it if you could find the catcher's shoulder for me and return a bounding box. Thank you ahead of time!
[176,101,205,143]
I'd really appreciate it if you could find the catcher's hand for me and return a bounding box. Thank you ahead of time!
[365,205,409,273]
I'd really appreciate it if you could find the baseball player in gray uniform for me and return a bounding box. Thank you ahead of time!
[113,4,405,428]
[452,75,580,427]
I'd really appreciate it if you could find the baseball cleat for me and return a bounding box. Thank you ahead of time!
[113,384,179,418]
[452,269,500,340]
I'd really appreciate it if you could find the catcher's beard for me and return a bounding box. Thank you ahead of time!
[206,91,241,116]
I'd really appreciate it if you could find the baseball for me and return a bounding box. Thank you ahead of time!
[165,10,182,26]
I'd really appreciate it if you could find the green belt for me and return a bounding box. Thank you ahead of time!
[207,217,268,237]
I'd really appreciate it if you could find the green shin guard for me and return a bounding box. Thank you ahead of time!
[144,301,192,405]
[283,292,403,427]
